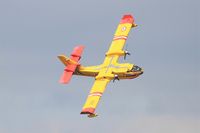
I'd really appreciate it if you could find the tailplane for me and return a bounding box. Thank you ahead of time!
[58,45,84,84]
[58,55,78,66]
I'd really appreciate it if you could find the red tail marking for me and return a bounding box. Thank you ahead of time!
[59,70,73,84]
[70,45,85,61]
[59,45,85,84]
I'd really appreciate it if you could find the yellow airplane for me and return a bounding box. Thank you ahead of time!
[58,14,143,118]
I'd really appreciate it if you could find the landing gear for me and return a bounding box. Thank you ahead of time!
[113,75,120,82]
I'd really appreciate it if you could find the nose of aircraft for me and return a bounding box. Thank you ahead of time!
[131,65,144,75]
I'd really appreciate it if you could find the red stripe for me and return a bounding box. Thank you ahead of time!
[89,92,103,97]
[113,36,127,41]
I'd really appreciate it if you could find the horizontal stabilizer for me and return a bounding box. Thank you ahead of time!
[59,70,73,84]
[58,45,85,84]
[59,64,77,84]
[70,45,85,61]
[58,55,78,66]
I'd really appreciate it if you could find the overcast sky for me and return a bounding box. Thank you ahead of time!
[0,0,199,133]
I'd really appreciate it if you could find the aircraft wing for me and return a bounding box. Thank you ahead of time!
[80,79,110,116]
[105,15,137,62]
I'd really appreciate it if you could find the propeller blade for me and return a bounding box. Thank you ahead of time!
[124,54,127,60]
[124,51,131,60]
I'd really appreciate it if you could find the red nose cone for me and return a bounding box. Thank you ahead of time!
[120,14,134,24]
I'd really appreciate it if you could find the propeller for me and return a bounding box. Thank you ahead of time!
[124,50,131,60]
[113,75,120,82]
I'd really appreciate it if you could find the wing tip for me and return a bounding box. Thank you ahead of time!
[80,108,95,115]
[80,108,98,118]
[120,14,134,24]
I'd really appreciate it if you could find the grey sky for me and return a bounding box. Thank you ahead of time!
[0,0,199,133]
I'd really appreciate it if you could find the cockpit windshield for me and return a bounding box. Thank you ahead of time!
[131,65,142,72]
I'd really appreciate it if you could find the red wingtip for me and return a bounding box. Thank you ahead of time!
[80,108,95,114]
[120,14,134,24]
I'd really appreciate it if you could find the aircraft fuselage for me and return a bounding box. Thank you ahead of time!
[75,62,143,80]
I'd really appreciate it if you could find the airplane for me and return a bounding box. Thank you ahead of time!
[58,14,143,118]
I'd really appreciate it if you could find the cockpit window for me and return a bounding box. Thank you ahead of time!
[132,66,142,71]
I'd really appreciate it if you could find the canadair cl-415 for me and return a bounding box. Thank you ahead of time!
[58,14,143,118]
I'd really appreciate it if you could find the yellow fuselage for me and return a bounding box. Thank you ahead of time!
[75,56,143,80]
